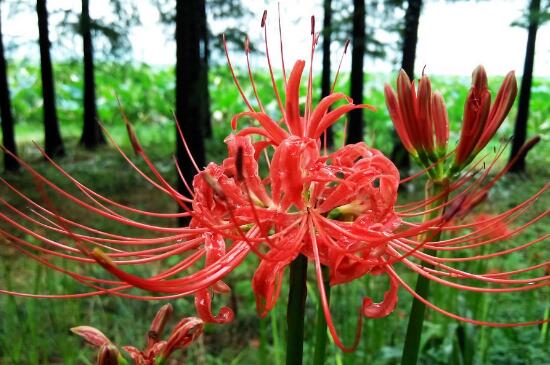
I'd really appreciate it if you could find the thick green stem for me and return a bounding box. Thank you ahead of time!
[401,180,449,365]
[286,254,308,365]
[313,265,331,365]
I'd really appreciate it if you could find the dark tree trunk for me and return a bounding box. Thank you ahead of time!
[199,0,212,138]
[80,0,105,148]
[345,0,365,145]
[401,0,422,80]
[176,0,206,203]
[0,8,19,172]
[509,0,540,173]
[392,0,422,171]
[321,0,334,148]
[37,0,65,157]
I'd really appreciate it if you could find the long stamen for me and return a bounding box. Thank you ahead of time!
[222,34,254,112]
[262,10,288,128]
[331,39,350,94]
[277,3,287,87]
[305,16,318,124]
[388,267,549,327]
[173,112,202,174]
[172,156,196,198]
[245,37,265,113]
[308,216,363,352]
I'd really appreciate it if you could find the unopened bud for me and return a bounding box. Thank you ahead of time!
[148,304,173,348]
[71,326,111,348]
[97,344,120,365]
[472,65,488,92]
[163,317,204,358]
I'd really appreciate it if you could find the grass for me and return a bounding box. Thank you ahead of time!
[0,62,549,364]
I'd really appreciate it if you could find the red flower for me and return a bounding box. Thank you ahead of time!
[1,12,548,353]
[384,69,449,160]
[72,304,204,365]
[454,66,517,168]
[385,66,518,177]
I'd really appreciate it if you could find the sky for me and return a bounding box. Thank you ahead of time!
[1,0,549,77]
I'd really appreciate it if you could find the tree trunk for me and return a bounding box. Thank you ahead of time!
[176,0,206,203]
[321,0,334,148]
[199,0,212,138]
[346,0,365,145]
[509,0,540,173]
[0,8,19,172]
[392,0,422,171]
[37,0,65,157]
[80,0,105,148]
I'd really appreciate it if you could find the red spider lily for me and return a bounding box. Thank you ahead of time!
[72,304,204,365]
[384,69,449,160]
[454,66,517,169]
[385,65,517,177]
[1,11,548,353]
[471,213,511,241]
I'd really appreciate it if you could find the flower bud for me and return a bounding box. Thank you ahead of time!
[475,70,517,153]
[162,317,204,359]
[71,326,111,348]
[147,304,173,348]
[471,65,488,92]
[97,344,120,365]
[454,68,491,168]
[123,345,148,365]
[431,92,449,154]
[385,69,448,167]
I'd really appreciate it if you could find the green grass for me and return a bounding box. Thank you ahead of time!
[0,61,549,364]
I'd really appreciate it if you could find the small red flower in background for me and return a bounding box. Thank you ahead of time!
[72,304,203,365]
[471,213,511,241]
[1,10,548,353]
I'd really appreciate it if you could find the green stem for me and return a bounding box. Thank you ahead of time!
[401,180,449,365]
[313,265,331,365]
[271,307,283,365]
[286,254,308,365]
[259,316,268,364]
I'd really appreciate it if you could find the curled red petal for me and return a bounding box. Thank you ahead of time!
[362,272,399,318]
[194,289,234,324]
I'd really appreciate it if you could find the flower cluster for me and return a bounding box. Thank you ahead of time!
[385,66,517,179]
[0,11,548,353]
[71,304,203,365]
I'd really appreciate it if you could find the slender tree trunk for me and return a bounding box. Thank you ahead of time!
[392,0,422,171]
[0,8,19,172]
[80,0,105,148]
[401,0,422,84]
[37,0,64,157]
[176,0,206,205]
[346,0,365,145]
[321,0,334,148]
[509,0,540,172]
[199,0,212,138]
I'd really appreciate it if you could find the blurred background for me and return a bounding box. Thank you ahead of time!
[0,0,549,364]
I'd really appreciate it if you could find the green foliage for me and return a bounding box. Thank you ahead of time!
[7,61,550,159]
[1,62,549,364]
